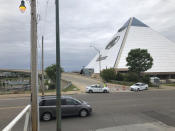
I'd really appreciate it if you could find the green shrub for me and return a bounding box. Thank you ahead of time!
[100,68,116,82]
[48,83,56,90]
[111,80,135,86]
[62,85,80,92]
[123,72,139,82]
[44,79,49,86]
[0,81,2,88]
[100,68,150,85]
[140,75,150,84]
[115,72,124,81]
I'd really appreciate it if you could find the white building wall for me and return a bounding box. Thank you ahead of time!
[86,28,127,73]
[117,26,175,73]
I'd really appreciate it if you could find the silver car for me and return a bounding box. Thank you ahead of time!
[39,96,92,121]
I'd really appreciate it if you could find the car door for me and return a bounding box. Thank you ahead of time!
[61,99,67,116]
[62,98,81,116]
[40,99,56,117]
[140,84,145,90]
[95,85,100,92]
[142,84,146,90]
[93,85,98,92]
[91,85,96,92]
[98,85,103,92]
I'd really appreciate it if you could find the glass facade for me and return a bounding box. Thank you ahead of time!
[105,36,120,50]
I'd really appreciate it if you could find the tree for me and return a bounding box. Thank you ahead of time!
[126,48,153,75]
[45,64,63,84]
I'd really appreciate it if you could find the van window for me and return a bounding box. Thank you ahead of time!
[66,98,80,105]
[39,100,45,106]
[61,99,66,105]
[45,99,56,106]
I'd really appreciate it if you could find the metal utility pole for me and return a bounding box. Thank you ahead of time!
[41,36,45,96]
[55,0,61,131]
[30,0,39,130]
[90,45,101,73]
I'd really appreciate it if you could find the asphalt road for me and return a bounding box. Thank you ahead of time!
[0,97,30,130]
[1,90,175,131]
[40,91,175,131]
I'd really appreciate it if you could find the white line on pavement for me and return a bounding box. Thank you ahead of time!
[0,97,29,101]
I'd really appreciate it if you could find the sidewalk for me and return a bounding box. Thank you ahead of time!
[107,83,175,92]
[149,85,175,91]
[0,91,83,99]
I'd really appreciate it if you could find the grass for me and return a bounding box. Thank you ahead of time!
[162,83,175,87]
[110,80,135,86]
[62,84,80,92]
[0,84,80,95]
[110,80,155,87]
[0,77,30,81]
[44,89,56,93]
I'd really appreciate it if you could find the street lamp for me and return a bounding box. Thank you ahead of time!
[19,0,26,13]
[90,45,101,73]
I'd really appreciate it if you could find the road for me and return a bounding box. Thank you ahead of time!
[1,90,175,131]
[40,91,175,131]
[0,97,30,130]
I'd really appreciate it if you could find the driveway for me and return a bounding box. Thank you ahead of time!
[62,73,103,92]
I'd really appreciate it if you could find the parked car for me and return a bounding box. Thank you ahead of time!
[130,82,148,91]
[86,84,109,93]
[39,95,92,121]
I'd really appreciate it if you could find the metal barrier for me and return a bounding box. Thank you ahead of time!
[2,105,31,131]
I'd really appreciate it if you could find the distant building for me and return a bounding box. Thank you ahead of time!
[0,72,15,77]
[86,17,175,79]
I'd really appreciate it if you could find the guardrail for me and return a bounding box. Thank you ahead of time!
[2,105,31,131]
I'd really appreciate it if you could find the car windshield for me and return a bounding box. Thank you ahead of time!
[78,99,84,103]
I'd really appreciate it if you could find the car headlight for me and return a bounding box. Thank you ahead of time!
[87,104,91,107]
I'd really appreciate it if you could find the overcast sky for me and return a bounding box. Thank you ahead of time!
[0,0,175,72]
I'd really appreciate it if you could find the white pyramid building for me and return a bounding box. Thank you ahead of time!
[86,17,175,75]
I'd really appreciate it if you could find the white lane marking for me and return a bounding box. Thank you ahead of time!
[0,97,29,101]
[0,106,25,110]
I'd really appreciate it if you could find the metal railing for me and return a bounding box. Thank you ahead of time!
[2,105,31,131]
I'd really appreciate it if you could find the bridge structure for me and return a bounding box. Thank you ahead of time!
[0,69,42,75]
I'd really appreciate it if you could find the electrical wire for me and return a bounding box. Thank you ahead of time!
[37,0,52,71]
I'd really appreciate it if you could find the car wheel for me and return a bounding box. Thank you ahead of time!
[42,112,52,121]
[103,90,107,93]
[79,109,88,117]
[89,90,93,93]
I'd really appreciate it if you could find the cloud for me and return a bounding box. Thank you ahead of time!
[0,0,175,71]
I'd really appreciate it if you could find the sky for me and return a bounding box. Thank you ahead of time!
[0,0,175,72]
